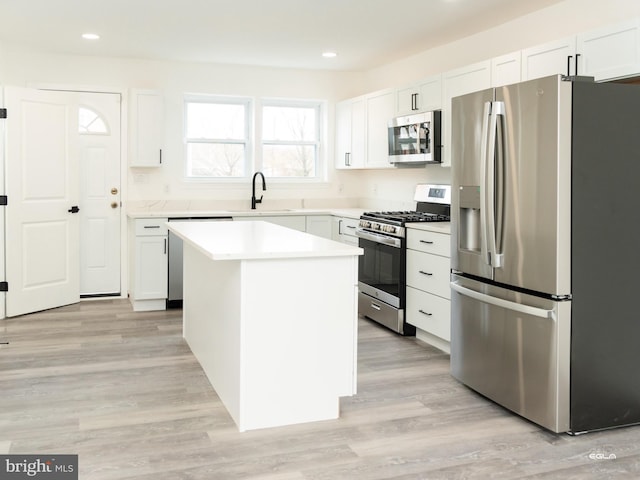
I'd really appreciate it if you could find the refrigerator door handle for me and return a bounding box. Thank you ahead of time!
[480,101,492,267]
[488,101,505,268]
[484,101,505,269]
[450,281,555,320]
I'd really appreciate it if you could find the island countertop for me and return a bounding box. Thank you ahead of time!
[167,220,363,261]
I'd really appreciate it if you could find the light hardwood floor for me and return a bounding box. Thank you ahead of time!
[1,299,639,479]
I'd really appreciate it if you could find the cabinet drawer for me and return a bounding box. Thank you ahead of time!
[135,218,168,236]
[406,249,451,299]
[406,229,450,256]
[340,217,360,238]
[406,286,451,341]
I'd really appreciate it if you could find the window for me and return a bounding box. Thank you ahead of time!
[79,106,108,134]
[261,101,321,178]
[184,97,251,178]
[184,95,324,181]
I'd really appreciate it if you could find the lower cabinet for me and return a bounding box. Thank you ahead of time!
[332,216,359,246]
[305,215,333,239]
[405,227,451,353]
[129,217,168,311]
[233,215,306,232]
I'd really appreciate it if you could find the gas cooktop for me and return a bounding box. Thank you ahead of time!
[362,210,450,225]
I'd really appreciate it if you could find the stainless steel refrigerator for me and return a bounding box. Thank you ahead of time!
[450,74,640,434]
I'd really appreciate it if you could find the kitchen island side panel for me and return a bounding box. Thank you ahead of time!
[570,80,640,432]
[239,255,358,431]
[182,244,243,427]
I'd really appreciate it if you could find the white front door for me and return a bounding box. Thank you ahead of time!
[5,87,80,317]
[78,92,121,296]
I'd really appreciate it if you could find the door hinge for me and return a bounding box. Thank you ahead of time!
[0,282,7,292]
[0,195,7,206]
[0,108,6,119]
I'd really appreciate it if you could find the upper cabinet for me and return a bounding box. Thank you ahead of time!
[365,89,395,169]
[521,36,577,80]
[335,89,395,170]
[522,19,640,82]
[395,74,442,115]
[491,51,522,87]
[335,96,366,169]
[129,89,164,167]
[442,60,492,167]
[577,19,640,81]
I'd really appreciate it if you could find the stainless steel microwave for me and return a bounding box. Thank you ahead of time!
[388,110,441,165]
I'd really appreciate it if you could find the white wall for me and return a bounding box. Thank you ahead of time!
[0,46,367,210]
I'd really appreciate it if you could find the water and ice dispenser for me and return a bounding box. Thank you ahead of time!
[458,185,481,253]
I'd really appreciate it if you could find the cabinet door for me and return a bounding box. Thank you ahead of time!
[134,236,168,299]
[306,215,333,239]
[365,90,395,169]
[130,90,164,167]
[492,51,521,87]
[521,37,577,80]
[442,61,492,167]
[577,19,640,81]
[396,75,442,115]
[335,97,365,169]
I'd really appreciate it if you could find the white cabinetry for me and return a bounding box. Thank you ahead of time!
[521,20,640,82]
[332,216,360,246]
[129,217,168,311]
[442,61,492,167]
[521,36,577,81]
[492,51,522,87]
[396,74,442,115]
[306,215,333,239]
[577,19,640,81]
[405,227,451,353]
[129,89,164,167]
[365,89,395,169]
[335,97,365,169]
[234,215,306,232]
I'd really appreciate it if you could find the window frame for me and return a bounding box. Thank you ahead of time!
[183,94,253,182]
[183,94,326,183]
[258,98,324,182]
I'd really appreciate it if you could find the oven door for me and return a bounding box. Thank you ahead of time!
[356,231,404,308]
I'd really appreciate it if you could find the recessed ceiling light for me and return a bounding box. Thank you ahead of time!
[322,51,337,58]
[82,33,100,40]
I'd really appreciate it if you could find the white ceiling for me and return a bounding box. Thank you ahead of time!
[0,0,564,71]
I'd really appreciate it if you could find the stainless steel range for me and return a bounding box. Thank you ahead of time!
[356,184,451,335]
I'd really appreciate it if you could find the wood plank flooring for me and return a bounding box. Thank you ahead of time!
[1,299,639,479]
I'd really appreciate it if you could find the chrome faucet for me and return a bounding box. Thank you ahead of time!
[251,171,266,209]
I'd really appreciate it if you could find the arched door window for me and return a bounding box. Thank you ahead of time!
[79,106,109,134]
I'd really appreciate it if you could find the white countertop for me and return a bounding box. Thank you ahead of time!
[406,222,451,235]
[127,207,365,220]
[167,220,363,261]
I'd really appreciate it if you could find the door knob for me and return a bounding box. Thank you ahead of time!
[111,187,118,195]
[110,202,119,209]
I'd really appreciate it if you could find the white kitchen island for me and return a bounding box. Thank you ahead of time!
[167,220,363,432]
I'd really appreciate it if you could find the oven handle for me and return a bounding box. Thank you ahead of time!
[355,229,402,248]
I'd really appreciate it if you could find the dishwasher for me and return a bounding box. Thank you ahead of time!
[167,217,232,307]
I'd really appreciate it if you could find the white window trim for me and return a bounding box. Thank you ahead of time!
[183,94,253,180]
[183,94,327,184]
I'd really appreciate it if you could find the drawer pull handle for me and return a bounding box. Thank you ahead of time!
[144,225,161,229]
[419,310,432,316]
[419,270,433,276]
[371,303,381,311]
[420,240,434,244]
